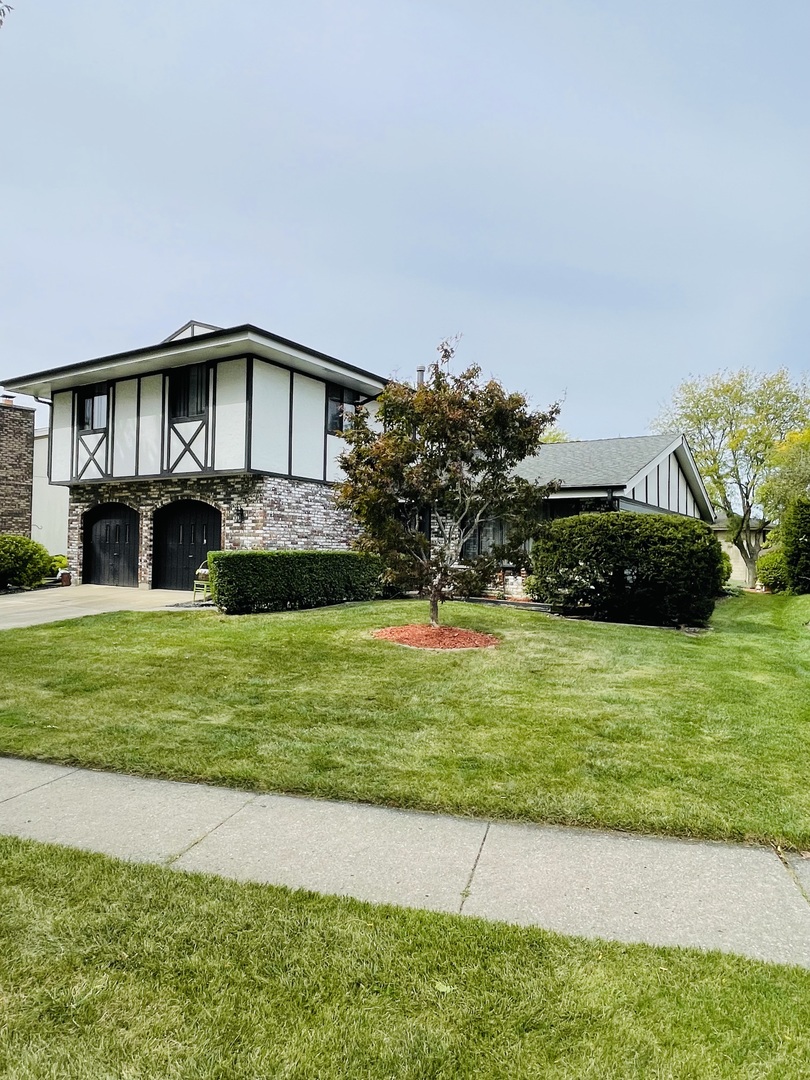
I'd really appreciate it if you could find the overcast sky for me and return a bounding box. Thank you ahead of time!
[1,1,808,436]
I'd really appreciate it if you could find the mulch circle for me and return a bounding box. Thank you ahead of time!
[373,624,499,650]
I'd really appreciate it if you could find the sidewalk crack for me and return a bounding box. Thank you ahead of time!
[459,822,490,913]
[0,766,76,805]
[163,794,259,868]
[773,843,810,907]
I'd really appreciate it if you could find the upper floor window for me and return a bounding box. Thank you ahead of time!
[169,363,207,421]
[327,384,359,433]
[78,384,108,432]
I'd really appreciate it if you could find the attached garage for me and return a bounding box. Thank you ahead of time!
[82,503,139,587]
[152,500,222,591]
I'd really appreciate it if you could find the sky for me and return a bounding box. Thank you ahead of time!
[1,1,808,436]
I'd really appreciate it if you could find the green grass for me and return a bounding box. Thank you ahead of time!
[1,593,809,846]
[2,836,810,1079]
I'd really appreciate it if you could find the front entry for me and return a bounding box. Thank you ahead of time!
[152,500,222,591]
[83,503,140,587]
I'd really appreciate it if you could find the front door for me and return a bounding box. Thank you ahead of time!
[152,500,222,590]
[83,503,139,587]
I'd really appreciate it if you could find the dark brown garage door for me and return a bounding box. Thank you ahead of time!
[83,503,139,587]
[152,500,222,591]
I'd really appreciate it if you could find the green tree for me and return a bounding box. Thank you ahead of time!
[653,368,810,587]
[782,496,810,594]
[0,5,12,29]
[760,428,810,523]
[337,340,559,626]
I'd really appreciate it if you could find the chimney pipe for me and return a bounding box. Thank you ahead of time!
[416,366,425,387]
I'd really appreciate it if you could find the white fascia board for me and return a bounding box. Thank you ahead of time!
[622,435,683,497]
[545,487,617,500]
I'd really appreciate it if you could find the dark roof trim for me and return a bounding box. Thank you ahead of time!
[2,323,387,389]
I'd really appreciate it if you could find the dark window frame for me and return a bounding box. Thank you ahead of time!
[326,383,359,434]
[77,383,109,433]
[169,363,208,422]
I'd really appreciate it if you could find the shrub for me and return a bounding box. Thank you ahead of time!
[0,534,54,590]
[526,512,725,626]
[49,554,68,575]
[782,496,810,594]
[756,548,789,592]
[719,549,733,587]
[208,550,383,615]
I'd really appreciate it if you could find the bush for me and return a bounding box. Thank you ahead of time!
[0,534,54,590]
[782,496,810,594]
[719,549,733,587]
[50,554,68,575]
[526,513,725,626]
[756,548,789,592]
[208,550,383,615]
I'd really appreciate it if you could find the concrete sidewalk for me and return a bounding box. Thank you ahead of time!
[0,585,195,630]
[2,756,809,968]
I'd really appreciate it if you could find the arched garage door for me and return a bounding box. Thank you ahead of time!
[83,503,140,587]
[152,500,222,591]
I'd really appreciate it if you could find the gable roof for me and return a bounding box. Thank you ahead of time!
[516,434,677,488]
[517,433,715,522]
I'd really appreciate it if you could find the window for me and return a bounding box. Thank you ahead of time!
[169,364,207,420]
[326,384,359,433]
[77,384,108,432]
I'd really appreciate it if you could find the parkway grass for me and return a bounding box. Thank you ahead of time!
[2,836,810,1080]
[0,592,809,847]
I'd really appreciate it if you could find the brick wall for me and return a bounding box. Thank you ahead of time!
[0,403,35,536]
[68,473,358,585]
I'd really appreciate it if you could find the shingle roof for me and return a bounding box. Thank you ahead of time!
[516,434,678,489]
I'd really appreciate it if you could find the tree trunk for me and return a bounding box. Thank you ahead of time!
[429,589,440,627]
[743,553,758,588]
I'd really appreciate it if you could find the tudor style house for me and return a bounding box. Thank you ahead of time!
[3,321,387,590]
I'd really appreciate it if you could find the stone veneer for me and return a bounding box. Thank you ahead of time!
[0,403,35,536]
[68,473,359,587]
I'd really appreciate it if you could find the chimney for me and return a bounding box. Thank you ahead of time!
[416,366,425,387]
[1,393,15,407]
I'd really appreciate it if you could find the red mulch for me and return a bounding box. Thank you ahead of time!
[373,625,499,650]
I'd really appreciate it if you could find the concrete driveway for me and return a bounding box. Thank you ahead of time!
[0,585,197,630]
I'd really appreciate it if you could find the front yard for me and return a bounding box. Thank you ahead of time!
[3,836,810,1079]
[1,592,808,847]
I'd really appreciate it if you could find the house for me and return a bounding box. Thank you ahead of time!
[710,514,769,584]
[0,395,35,536]
[463,434,716,595]
[3,321,387,589]
[516,433,715,521]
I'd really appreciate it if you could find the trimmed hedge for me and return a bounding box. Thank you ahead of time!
[756,548,789,592]
[0,534,53,590]
[525,512,725,626]
[782,496,810,594]
[208,550,383,615]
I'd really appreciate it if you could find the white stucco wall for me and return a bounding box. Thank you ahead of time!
[32,430,69,555]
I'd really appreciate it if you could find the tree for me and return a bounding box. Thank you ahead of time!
[0,5,12,30]
[653,368,810,587]
[760,428,810,523]
[782,496,810,594]
[337,340,560,626]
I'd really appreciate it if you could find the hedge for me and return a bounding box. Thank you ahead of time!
[756,548,789,592]
[782,496,810,594]
[0,534,53,590]
[525,512,725,626]
[208,550,383,615]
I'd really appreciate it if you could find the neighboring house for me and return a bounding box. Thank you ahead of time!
[0,395,35,536]
[710,514,769,584]
[32,427,69,555]
[3,321,387,590]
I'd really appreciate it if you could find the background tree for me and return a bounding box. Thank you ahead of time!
[782,496,810,594]
[338,340,560,626]
[653,368,810,586]
[760,428,810,523]
[0,5,12,30]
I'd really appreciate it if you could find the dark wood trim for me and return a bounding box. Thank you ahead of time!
[50,467,339,489]
[160,373,168,474]
[108,382,116,477]
[135,376,141,476]
[204,362,212,469]
[287,369,294,475]
[71,388,77,481]
[245,356,253,472]
[210,362,218,470]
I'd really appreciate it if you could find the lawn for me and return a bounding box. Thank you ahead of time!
[2,836,809,1079]
[1,592,809,847]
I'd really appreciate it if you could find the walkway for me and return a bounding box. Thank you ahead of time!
[2,757,809,968]
[0,585,194,630]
